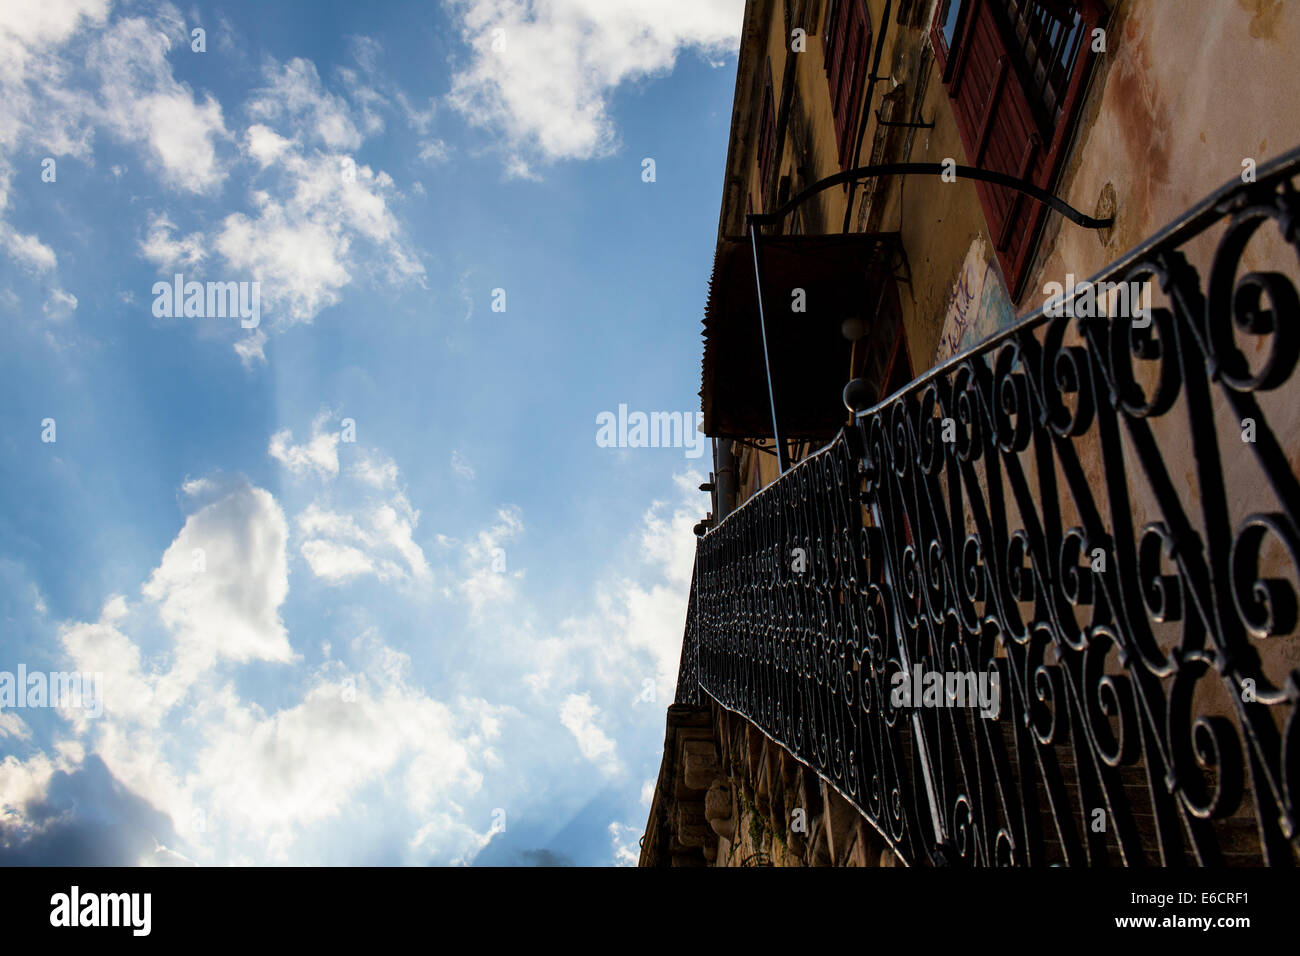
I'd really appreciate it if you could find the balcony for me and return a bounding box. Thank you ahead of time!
[667,147,1300,867]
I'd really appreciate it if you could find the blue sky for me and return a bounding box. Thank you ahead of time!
[0,0,743,865]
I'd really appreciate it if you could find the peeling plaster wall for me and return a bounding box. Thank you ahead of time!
[1026,0,1300,312]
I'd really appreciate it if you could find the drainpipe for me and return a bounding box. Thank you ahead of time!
[715,439,738,521]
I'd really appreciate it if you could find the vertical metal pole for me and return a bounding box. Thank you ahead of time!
[867,490,948,858]
[748,219,790,473]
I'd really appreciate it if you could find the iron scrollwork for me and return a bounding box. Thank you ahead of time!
[680,148,1300,866]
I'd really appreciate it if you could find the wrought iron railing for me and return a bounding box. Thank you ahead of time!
[678,147,1300,866]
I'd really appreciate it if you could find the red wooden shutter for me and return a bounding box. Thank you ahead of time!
[824,1,871,169]
[933,0,1106,298]
[757,62,777,205]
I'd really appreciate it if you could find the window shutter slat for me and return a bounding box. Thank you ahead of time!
[933,0,1105,297]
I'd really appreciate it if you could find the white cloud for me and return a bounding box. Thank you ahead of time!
[101,593,128,621]
[522,471,702,700]
[0,0,108,84]
[215,147,423,326]
[300,537,375,583]
[139,211,206,271]
[88,17,230,193]
[0,749,63,829]
[281,428,432,587]
[1,453,711,864]
[353,454,399,489]
[52,482,292,735]
[417,139,450,165]
[2,6,422,352]
[181,477,215,497]
[457,506,523,613]
[338,64,387,139]
[268,412,341,479]
[140,485,293,669]
[559,693,620,776]
[295,487,431,586]
[609,819,640,866]
[396,91,438,135]
[370,494,432,581]
[450,449,475,480]
[42,288,77,320]
[0,1,107,327]
[1,474,497,865]
[247,58,362,151]
[216,200,349,322]
[0,712,32,741]
[3,229,57,272]
[446,0,742,170]
[192,678,482,841]
[233,329,267,369]
[245,123,293,167]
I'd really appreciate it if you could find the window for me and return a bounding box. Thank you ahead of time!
[931,0,1107,298]
[823,0,871,169]
[757,61,778,205]
[1004,0,1091,133]
[935,0,965,56]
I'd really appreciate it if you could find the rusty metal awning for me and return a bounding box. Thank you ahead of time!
[700,232,905,440]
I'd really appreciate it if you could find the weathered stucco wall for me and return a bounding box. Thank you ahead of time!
[1027,0,1300,312]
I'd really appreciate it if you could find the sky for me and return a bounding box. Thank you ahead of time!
[0,0,744,866]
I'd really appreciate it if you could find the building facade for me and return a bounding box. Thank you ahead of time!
[643,0,1300,867]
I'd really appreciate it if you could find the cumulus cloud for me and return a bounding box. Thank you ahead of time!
[268,412,341,479]
[0,0,106,172]
[522,471,702,700]
[273,419,432,586]
[456,506,523,613]
[609,820,640,866]
[139,211,206,271]
[296,489,431,586]
[0,712,31,741]
[0,0,108,321]
[0,755,183,866]
[0,476,495,865]
[87,15,230,193]
[233,329,267,368]
[446,0,742,172]
[248,58,363,152]
[418,138,450,165]
[0,0,108,84]
[559,693,620,776]
[245,122,293,167]
[216,135,424,326]
[42,288,77,321]
[140,485,292,668]
[2,7,423,354]
[3,229,57,273]
[2,453,710,864]
[353,454,399,489]
[193,677,481,839]
[299,534,376,583]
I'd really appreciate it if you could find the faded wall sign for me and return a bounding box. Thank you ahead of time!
[935,236,1016,362]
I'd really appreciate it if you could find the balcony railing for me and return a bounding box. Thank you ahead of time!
[676,147,1300,866]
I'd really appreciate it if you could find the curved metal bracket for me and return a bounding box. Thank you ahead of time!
[746,161,1114,231]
